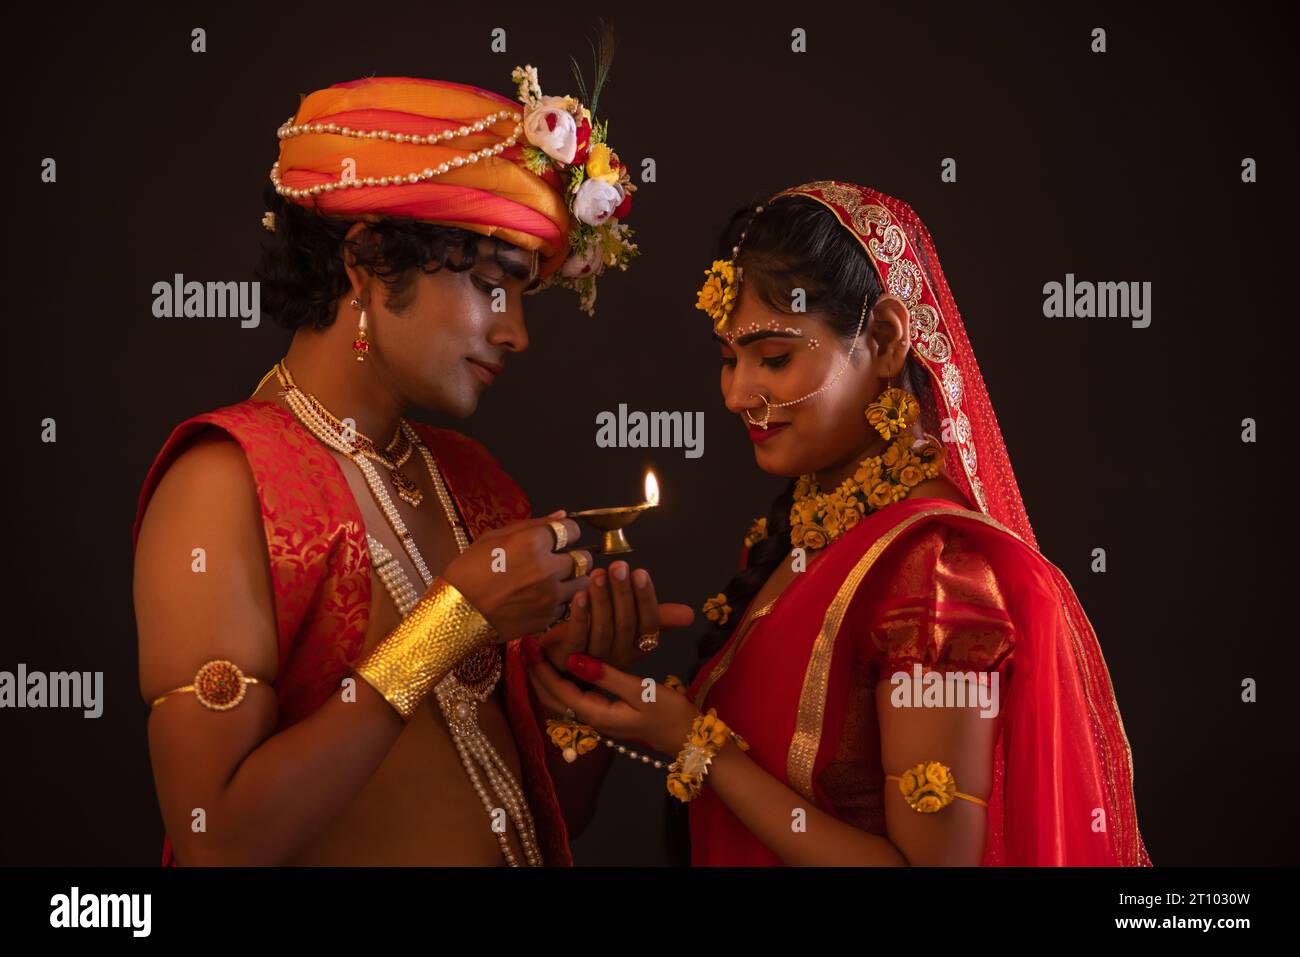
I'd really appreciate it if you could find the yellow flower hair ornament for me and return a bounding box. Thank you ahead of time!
[693,202,769,334]
[696,259,740,332]
[702,592,732,626]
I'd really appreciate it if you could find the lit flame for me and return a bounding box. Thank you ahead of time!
[644,469,660,506]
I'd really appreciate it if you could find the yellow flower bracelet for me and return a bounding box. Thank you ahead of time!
[666,708,749,803]
[886,760,989,813]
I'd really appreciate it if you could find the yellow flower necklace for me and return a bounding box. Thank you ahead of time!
[789,387,945,551]
[701,388,943,627]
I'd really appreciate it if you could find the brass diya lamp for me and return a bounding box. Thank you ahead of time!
[568,469,660,555]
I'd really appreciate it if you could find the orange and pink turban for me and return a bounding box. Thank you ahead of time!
[272,75,568,274]
[268,67,637,305]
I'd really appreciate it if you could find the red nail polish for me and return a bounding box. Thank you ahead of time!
[567,653,604,682]
[523,635,542,665]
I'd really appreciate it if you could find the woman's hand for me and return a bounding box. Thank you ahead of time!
[536,561,694,672]
[523,648,701,757]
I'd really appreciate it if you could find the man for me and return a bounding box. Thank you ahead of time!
[132,70,690,865]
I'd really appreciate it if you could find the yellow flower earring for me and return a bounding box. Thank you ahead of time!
[864,385,920,441]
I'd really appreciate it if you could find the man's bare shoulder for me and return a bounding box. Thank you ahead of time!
[134,430,278,700]
[139,431,260,534]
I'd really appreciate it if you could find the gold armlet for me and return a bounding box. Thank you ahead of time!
[886,760,989,813]
[666,708,749,803]
[353,577,497,720]
[150,659,264,711]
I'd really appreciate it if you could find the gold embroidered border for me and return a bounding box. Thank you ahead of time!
[785,503,1142,860]
[692,598,778,710]
[786,505,973,800]
[770,183,988,514]
[1052,566,1142,864]
[876,608,1015,628]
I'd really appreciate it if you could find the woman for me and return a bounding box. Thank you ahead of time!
[526,181,1151,866]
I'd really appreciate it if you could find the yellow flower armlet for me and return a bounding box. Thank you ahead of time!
[666,708,749,803]
[886,760,989,813]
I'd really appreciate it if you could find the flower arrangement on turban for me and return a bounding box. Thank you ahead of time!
[511,56,637,315]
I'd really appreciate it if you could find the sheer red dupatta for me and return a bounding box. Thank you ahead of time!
[690,183,1149,866]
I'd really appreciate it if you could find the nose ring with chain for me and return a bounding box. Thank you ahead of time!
[741,293,873,431]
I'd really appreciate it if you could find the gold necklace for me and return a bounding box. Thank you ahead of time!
[273,362,423,508]
[789,432,945,550]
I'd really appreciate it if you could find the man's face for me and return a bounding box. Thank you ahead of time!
[371,238,539,417]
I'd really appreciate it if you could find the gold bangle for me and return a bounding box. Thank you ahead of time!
[666,708,749,803]
[150,659,263,711]
[353,577,497,720]
[886,760,989,813]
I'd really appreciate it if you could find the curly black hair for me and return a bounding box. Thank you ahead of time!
[254,181,523,330]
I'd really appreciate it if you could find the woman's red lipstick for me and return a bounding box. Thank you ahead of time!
[748,421,790,444]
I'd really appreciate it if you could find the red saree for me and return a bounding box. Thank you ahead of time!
[687,182,1150,866]
[687,496,1149,866]
[132,399,571,866]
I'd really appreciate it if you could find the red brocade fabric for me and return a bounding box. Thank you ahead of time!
[132,399,571,866]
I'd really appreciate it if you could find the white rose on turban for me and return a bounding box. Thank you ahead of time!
[523,96,578,165]
[559,243,603,277]
[573,179,622,226]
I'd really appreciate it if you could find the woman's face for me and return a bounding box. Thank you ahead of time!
[717,286,909,478]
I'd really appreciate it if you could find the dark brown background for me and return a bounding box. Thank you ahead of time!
[2,1,1292,865]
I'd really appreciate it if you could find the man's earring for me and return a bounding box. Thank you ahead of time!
[350,298,369,362]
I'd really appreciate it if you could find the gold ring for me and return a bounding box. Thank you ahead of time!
[638,630,660,652]
[568,549,591,579]
[548,520,569,552]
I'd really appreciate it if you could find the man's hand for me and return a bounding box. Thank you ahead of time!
[441,511,592,642]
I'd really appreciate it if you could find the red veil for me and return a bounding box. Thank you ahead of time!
[700,183,1151,865]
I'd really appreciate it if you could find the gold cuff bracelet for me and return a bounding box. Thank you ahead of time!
[353,577,497,720]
